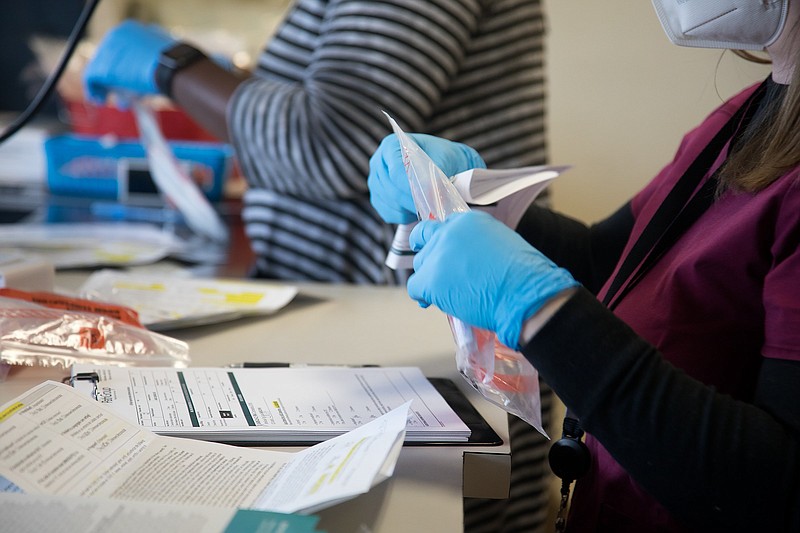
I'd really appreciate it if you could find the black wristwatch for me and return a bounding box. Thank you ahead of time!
[155,42,208,98]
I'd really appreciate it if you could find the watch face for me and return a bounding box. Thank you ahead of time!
[162,43,205,68]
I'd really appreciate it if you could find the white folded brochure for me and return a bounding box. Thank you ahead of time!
[0,381,408,515]
[0,493,325,533]
[385,165,568,270]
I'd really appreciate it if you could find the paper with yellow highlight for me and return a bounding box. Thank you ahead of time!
[79,269,298,330]
[0,381,408,515]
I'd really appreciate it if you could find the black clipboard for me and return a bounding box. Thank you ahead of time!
[419,377,503,446]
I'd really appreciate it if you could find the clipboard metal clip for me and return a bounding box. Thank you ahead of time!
[62,372,100,400]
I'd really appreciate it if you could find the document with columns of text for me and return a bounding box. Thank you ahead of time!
[0,492,326,533]
[0,381,407,515]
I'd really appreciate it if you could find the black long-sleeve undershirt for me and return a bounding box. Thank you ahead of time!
[515,204,800,530]
[516,203,634,293]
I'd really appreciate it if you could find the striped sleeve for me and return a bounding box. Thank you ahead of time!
[232,0,548,286]
[228,0,485,200]
[242,188,401,284]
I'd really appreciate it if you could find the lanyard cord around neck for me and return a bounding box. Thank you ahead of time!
[601,79,768,310]
[550,79,769,532]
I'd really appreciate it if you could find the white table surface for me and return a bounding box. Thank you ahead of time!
[1,274,511,533]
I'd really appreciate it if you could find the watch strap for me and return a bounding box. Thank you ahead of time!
[155,42,207,98]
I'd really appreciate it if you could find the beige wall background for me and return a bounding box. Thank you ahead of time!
[544,0,770,223]
[84,0,771,224]
[85,0,292,67]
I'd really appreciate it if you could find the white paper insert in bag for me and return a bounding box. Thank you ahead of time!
[385,164,569,270]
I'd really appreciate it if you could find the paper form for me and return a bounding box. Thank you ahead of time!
[78,270,299,330]
[0,381,407,514]
[71,365,470,443]
[0,493,325,533]
[0,223,182,269]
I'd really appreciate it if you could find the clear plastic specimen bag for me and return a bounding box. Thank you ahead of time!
[384,114,546,436]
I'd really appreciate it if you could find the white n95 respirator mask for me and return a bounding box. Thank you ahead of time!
[652,0,789,50]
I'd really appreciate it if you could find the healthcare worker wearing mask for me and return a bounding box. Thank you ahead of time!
[368,0,800,530]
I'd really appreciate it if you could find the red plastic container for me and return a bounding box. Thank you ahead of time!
[66,99,218,142]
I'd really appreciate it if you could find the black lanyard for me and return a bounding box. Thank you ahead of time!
[601,79,768,311]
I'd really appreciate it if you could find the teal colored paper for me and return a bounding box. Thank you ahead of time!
[223,509,324,533]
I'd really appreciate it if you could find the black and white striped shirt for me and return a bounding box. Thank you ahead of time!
[229,0,546,284]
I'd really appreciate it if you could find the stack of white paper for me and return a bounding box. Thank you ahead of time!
[70,365,472,443]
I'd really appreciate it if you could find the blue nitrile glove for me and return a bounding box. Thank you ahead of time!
[368,133,486,224]
[408,211,580,350]
[84,20,177,103]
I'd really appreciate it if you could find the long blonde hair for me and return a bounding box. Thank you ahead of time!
[718,41,800,192]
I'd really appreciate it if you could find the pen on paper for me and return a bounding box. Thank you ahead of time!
[226,362,380,368]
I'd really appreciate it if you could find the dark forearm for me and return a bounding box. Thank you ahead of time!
[170,57,249,142]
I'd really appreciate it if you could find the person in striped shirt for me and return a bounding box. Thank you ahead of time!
[84,0,548,285]
[84,2,553,530]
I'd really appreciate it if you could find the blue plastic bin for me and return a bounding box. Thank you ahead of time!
[44,134,233,201]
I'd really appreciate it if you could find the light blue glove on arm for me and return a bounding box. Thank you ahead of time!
[84,20,177,103]
[408,211,580,350]
[367,133,487,224]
